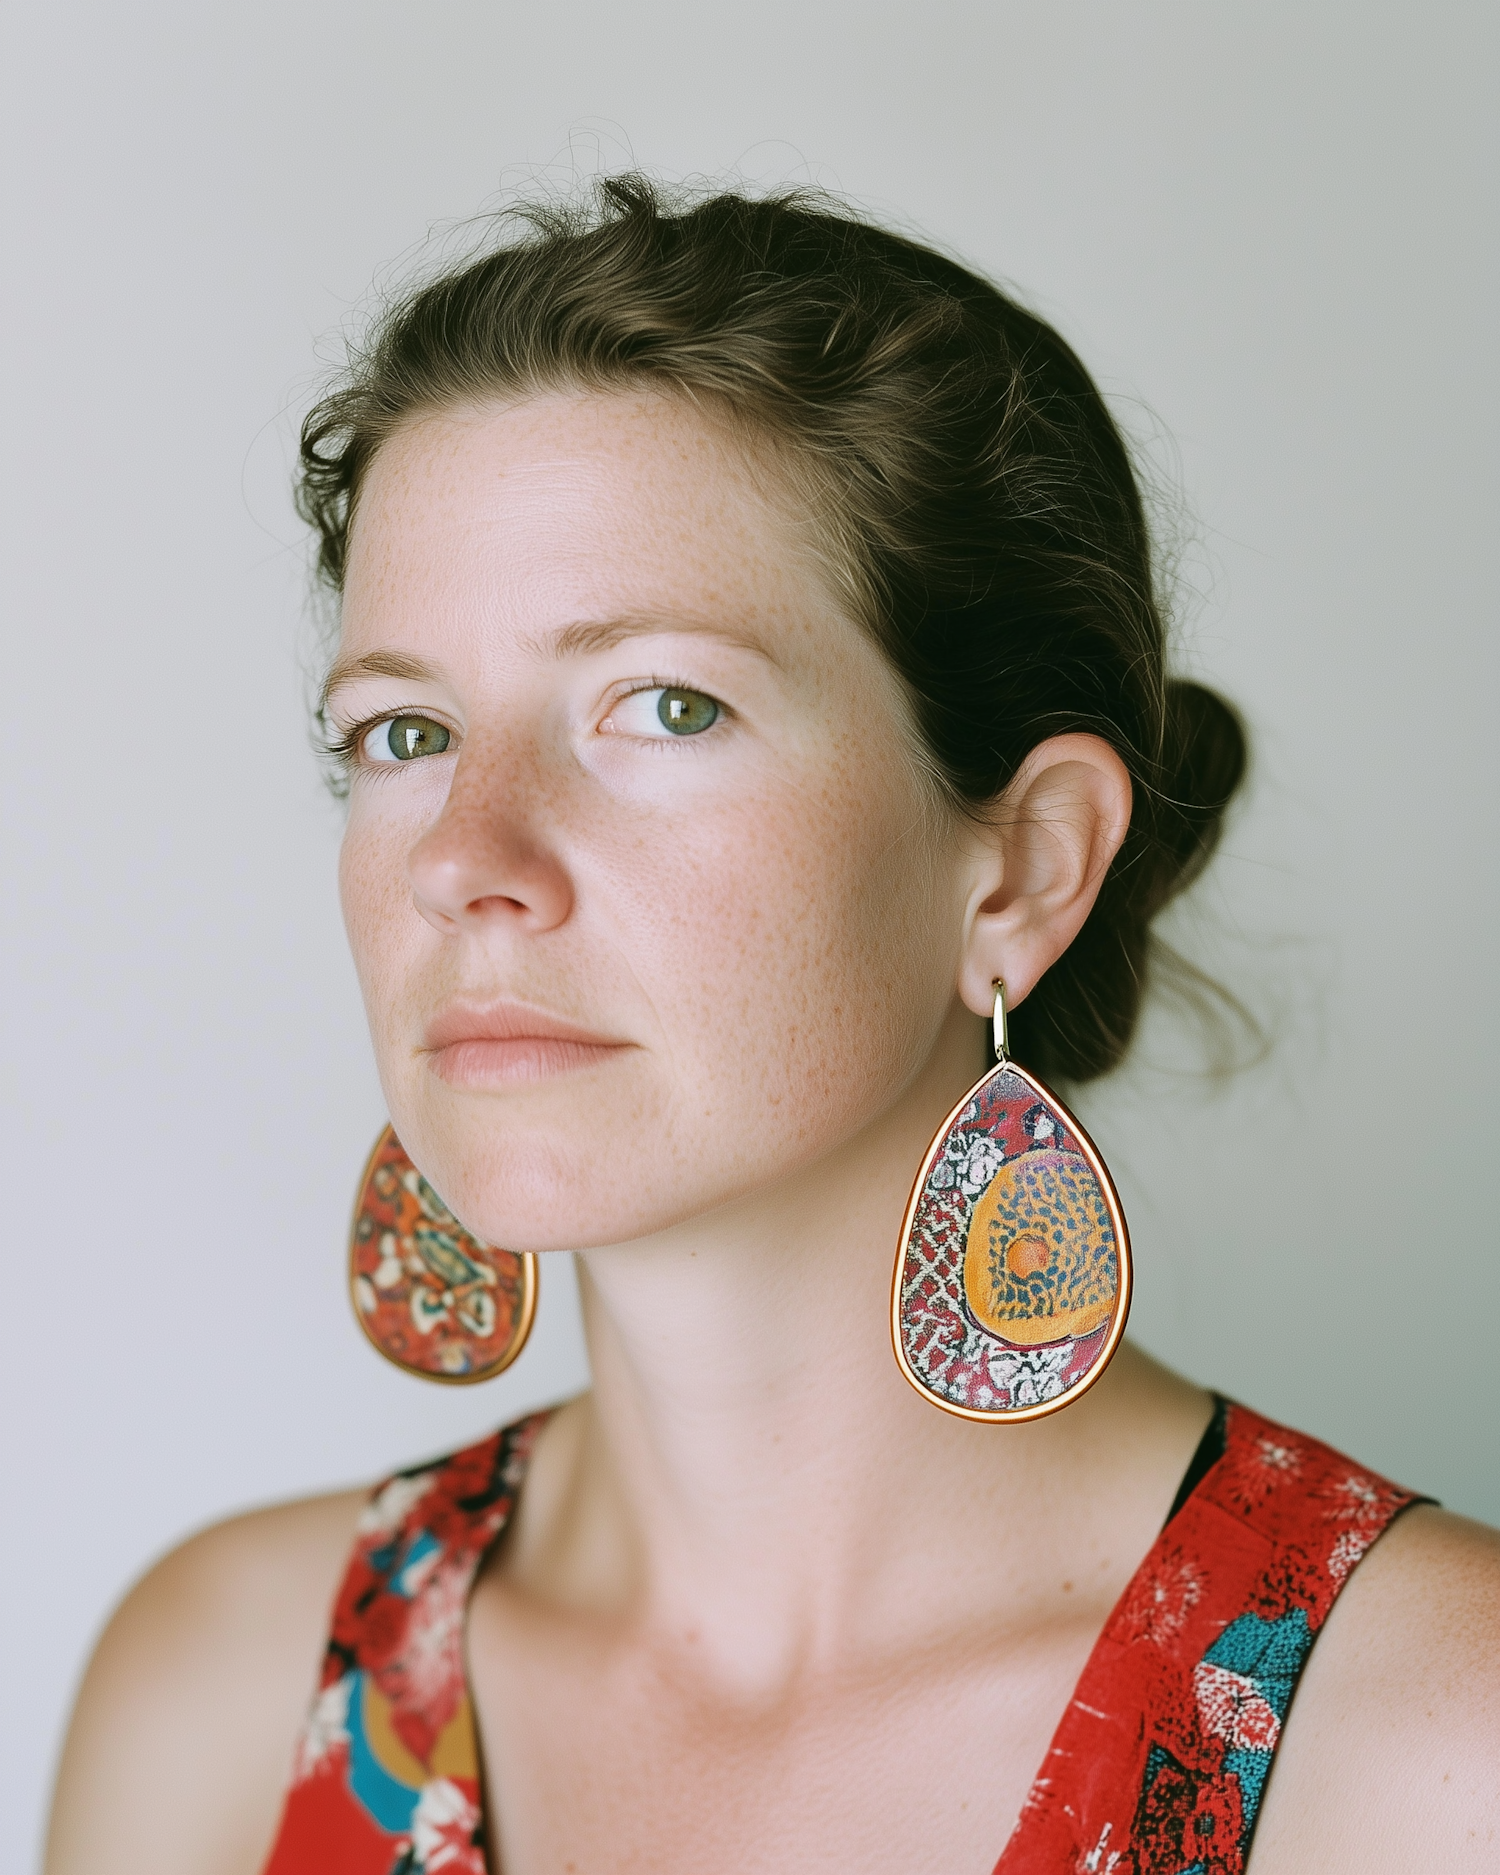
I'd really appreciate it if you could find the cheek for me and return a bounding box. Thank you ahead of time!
[610,751,961,1172]
[338,806,422,1032]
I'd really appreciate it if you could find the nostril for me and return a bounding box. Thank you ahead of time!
[464,892,531,916]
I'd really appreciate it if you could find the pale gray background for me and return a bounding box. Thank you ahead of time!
[3,2,1495,1864]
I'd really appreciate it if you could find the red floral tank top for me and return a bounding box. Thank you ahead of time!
[261,1399,1422,1874]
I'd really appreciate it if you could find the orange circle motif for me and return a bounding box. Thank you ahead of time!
[962,1147,1118,1346]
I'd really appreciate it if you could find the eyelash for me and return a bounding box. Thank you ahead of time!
[320,710,445,777]
[323,676,728,776]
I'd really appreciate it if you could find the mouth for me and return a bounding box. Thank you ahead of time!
[421,1000,632,1088]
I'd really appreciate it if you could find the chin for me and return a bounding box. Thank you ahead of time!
[384,1095,694,1254]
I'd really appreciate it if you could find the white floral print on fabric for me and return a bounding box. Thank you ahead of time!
[1326,1528,1372,1585]
[1078,1820,1124,1873]
[1254,1435,1304,1477]
[1192,1660,1282,1751]
[1319,1469,1406,1585]
[411,1776,483,1872]
[357,1468,438,1539]
[292,1673,352,1779]
[1120,1544,1206,1647]
[393,1559,471,1721]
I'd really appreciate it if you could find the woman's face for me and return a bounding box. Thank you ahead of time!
[329,391,975,1251]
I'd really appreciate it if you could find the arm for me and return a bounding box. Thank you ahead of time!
[1251,1505,1500,1873]
[44,1487,365,1875]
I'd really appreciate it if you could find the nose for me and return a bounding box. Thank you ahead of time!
[407,743,574,936]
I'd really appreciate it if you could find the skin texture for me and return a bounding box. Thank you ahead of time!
[46,393,1500,1874]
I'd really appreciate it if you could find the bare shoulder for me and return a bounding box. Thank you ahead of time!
[1252,1503,1500,1873]
[45,1484,366,1875]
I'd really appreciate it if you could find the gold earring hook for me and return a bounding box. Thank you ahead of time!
[992,979,1009,1066]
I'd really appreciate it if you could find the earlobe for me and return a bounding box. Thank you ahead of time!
[957,733,1133,1017]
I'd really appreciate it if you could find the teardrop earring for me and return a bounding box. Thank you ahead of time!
[348,1125,538,1384]
[891,982,1132,1421]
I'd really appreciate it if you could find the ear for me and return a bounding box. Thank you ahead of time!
[957,733,1133,1018]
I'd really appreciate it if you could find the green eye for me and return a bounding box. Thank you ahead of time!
[656,688,719,736]
[363,715,452,763]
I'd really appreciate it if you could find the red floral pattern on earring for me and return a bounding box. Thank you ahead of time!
[349,1127,537,1384]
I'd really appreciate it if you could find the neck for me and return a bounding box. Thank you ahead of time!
[508,1004,1208,1690]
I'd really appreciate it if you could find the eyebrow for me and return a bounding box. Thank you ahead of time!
[320,650,441,716]
[528,614,781,666]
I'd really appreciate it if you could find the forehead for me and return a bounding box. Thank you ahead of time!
[341,391,834,652]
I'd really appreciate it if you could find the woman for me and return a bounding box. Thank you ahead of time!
[46,178,1498,1874]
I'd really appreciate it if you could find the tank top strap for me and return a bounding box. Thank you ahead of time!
[995,1398,1428,1875]
[261,1410,548,1875]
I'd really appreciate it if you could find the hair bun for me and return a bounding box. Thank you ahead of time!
[1151,679,1248,908]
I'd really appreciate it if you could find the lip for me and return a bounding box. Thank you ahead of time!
[421,1000,631,1088]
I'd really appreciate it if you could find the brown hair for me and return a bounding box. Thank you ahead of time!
[298,175,1248,1083]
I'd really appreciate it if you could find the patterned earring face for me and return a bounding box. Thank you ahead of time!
[348,1125,537,1384]
[892,1060,1131,1421]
